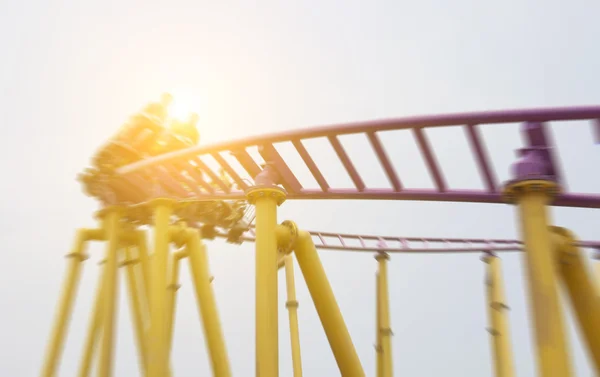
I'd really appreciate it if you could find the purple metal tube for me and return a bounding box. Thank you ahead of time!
[210,152,249,190]
[328,135,366,191]
[464,124,497,192]
[258,144,303,193]
[367,131,402,192]
[413,127,446,192]
[292,139,330,191]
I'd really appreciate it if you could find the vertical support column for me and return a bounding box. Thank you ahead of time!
[375,270,382,377]
[165,250,183,365]
[97,207,123,377]
[482,253,515,377]
[284,254,303,377]
[187,229,231,376]
[40,229,94,377]
[123,247,149,375]
[594,250,600,291]
[246,177,286,377]
[550,227,600,373]
[293,229,365,377]
[78,260,106,377]
[148,199,175,377]
[135,230,152,314]
[375,252,393,377]
[505,178,572,377]
[135,228,175,377]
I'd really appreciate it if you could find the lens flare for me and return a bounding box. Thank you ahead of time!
[166,91,203,121]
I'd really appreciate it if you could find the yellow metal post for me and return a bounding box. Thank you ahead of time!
[187,229,231,376]
[41,229,96,377]
[375,271,382,377]
[482,253,515,377]
[123,247,148,375]
[550,227,600,373]
[375,252,393,377]
[247,186,286,377]
[165,250,184,364]
[595,252,600,291]
[78,262,105,377]
[132,229,175,377]
[148,199,174,377]
[135,230,152,313]
[284,254,303,377]
[293,230,365,377]
[97,208,123,377]
[505,180,572,377]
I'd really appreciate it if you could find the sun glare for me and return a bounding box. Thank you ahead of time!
[167,90,203,121]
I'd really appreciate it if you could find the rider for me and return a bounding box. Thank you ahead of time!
[91,93,203,170]
[92,93,173,170]
[151,112,200,156]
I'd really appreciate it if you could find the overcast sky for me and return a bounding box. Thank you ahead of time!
[2,0,600,376]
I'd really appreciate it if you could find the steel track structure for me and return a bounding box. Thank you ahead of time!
[40,105,600,377]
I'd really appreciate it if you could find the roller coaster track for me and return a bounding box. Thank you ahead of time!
[193,223,598,253]
[40,105,600,377]
[111,106,600,207]
[86,105,600,254]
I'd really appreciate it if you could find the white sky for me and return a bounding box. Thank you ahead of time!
[2,0,600,376]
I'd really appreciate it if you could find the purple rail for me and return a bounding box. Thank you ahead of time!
[106,106,600,208]
[367,132,402,191]
[205,226,600,253]
[464,124,497,192]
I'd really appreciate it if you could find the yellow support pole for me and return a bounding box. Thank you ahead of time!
[131,229,175,377]
[595,252,600,291]
[165,249,184,365]
[293,230,365,377]
[135,230,152,315]
[284,254,303,377]
[482,253,515,377]
[78,261,105,377]
[247,186,286,377]
[505,180,572,377]
[123,247,148,375]
[375,271,382,377]
[550,226,600,373]
[375,252,393,377]
[187,229,231,376]
[40,228,97,377]
[97,208,123,377]
[148,199,175,377]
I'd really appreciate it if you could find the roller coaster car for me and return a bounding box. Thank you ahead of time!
[179,200,247,228]
[80,96,252,236]
[91,95,199,172]
[197,219,247,244]
[226,225,246,244]
[177,199,249,243]
[99,98,162,163]
[200,224,218,240]
[150,115,200,156]
[78,167,105,197]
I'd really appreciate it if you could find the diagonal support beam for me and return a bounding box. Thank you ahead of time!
[328,135,366,191]
[190,157,231,193]
[413,128,447,192]
[464,124,497,192]
[259,144,303,193]
[232,149,262,181]
[293,140,330,192]
[211,152,249,191]
[367,132,402,192]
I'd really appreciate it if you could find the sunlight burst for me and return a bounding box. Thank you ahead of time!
[166,90,204,121]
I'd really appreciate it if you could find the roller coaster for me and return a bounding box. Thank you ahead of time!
[39,95,600,377]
